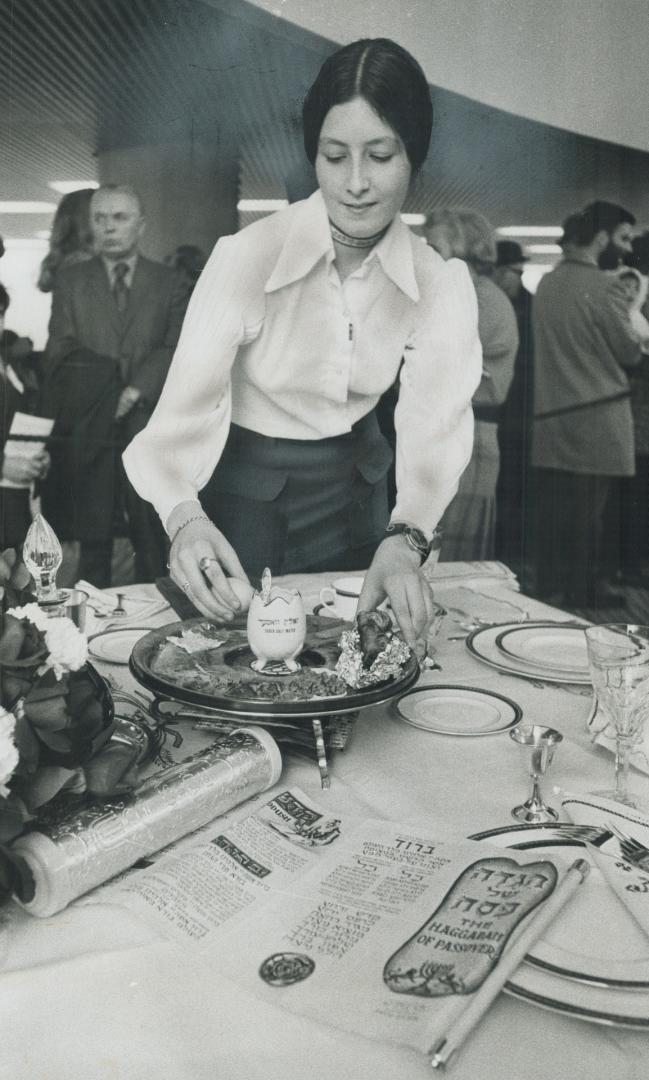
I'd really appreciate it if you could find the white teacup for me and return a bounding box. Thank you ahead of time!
[319,576,364,621]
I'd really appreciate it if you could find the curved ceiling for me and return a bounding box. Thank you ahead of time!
[236,0,649,152]
[1,0,648,250]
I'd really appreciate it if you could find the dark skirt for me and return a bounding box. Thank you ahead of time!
[199,412,392,579]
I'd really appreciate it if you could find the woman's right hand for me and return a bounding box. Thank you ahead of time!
[167,515,250,621]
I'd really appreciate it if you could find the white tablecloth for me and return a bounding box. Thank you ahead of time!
[1,568,647,1080]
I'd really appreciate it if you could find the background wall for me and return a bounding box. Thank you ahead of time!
[234,0,649,150]
[3,0,649,348]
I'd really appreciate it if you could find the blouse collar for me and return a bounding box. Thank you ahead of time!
[264,190,419,303]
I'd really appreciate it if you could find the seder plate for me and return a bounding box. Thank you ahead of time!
[130,614,419,720]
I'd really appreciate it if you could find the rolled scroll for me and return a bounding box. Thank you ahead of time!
[12,727,282,917]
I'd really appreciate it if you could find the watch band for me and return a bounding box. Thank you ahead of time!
[384,522,431,563]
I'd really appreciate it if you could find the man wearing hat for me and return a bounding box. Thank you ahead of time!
[493,240,529,303]
[493,241,534,587]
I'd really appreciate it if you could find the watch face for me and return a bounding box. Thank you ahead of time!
[408,528,428,551]
[387,524,428,552]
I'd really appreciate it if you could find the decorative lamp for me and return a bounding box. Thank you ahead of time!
[22,513,63,604]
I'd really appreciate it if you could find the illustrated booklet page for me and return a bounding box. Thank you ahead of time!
[193,815,567,1057]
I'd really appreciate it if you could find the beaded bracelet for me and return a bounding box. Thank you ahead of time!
[170,514,212,545]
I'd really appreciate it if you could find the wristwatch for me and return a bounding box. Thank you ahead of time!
[383,522,431,563]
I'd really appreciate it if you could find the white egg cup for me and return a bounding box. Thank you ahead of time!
[246,587,307,675]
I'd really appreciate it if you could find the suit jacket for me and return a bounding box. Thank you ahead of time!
[0,364,32,547]
[45,255,189,406]
[532,257,641,477]
[41,255,189,539]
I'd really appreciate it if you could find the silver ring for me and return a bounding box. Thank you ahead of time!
[199,556,218,573]
[182,580,192,594]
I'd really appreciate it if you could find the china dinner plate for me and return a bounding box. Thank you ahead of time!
[88,627,152,665]
[470,823,649,1018]
[496,624,589,674]
[395,684,521,735]
[504,964,649,1029]
[466,622,592,684]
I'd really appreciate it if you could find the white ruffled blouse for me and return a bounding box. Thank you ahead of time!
[123,190,481,537]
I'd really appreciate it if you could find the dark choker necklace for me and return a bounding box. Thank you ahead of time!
[329,220,389,249]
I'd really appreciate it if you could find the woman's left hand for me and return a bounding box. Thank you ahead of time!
[358,537,436,659]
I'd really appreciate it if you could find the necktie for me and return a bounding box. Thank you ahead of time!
[112,261,129,314]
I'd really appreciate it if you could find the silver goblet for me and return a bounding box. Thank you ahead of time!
[509,723,563,823]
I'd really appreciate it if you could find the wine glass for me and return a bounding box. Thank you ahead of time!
[585,624,649,808]
[22,513,63,604]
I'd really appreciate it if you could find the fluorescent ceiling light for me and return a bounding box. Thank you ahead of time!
[48,180,99,194]
[0,201,57,213]
[498,225,563,238]
[35,230,52,240]
[237,199,288,212]
[401,213,426,226]
[2,238,49,249]
[526,244,563,255]
[522,264,555,293]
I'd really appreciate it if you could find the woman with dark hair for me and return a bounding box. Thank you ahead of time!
[124,38,481,652]
[37,188,95,293]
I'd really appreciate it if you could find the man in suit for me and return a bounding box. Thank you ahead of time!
[43,184,190,585]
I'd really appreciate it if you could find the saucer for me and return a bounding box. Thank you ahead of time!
[88,626,152,665]
[395,684,521,735]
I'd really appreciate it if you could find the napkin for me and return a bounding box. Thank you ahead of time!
[77,581,171,626]
[75,580,119,615]
[431,560,518,586]
[562,790,649,939]
[586,695,649,776]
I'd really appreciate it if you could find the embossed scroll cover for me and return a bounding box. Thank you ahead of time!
[203,820,565,1055]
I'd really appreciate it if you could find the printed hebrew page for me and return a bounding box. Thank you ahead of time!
[196,819,566,1056]
[88,788,345,942]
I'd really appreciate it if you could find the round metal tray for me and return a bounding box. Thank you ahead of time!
[130,615,419,720]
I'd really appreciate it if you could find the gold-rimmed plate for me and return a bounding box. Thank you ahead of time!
[88,626,153,665]
[470,823,649,995]
[496,624,589,675]
[466,622,592,684]
[395,684,521,736]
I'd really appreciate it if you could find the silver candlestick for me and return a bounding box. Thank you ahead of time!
[509,723,563,823]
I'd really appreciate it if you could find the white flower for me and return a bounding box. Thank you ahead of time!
[41,618,88,679]
[0,707,19,797]
[7,603,51,633]
[7,604,88,680]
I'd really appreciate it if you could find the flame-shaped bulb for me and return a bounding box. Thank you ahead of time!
[23,513,63,603]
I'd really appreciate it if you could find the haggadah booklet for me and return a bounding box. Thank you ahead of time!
[198,815,566,1056]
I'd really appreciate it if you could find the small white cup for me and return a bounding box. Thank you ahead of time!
[319,576,364,621]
